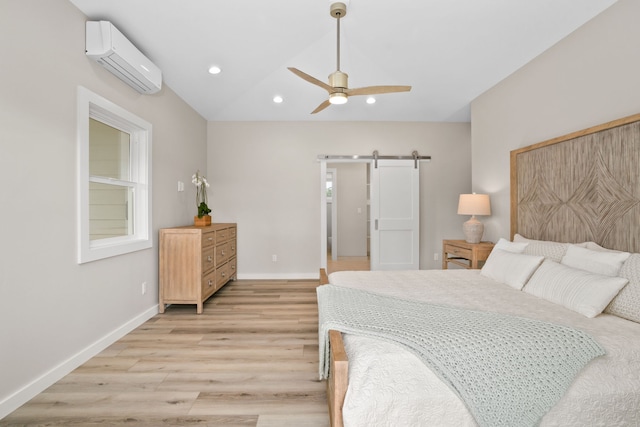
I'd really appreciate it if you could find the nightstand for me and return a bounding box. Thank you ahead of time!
[442,239,494,270]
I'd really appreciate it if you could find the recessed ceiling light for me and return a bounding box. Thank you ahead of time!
[273,95,283,103]
[208,66,222,75]
[366,97,376,104]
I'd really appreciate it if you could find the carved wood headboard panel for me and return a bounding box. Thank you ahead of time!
[510,114,640,253]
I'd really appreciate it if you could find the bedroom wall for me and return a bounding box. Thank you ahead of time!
[471,0,640,243]
[0,0,207,418]
[207,121,471,278]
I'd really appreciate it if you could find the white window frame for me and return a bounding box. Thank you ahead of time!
[77,87,152,263]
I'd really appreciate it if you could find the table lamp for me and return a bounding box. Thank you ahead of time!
[457,193,491,243]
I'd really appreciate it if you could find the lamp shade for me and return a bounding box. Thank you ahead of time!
[457,194,491,216]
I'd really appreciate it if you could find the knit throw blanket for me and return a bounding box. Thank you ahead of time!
[317,284,605,427]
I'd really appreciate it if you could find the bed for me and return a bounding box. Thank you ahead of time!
[318,113,640,427]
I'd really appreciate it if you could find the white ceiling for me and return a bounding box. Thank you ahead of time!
[68,0,618,122]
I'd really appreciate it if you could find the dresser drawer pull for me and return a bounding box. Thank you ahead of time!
[207,237,213,242]
[221,250,226,256]
[231,265,236,271]
[221,272,226,278]
[208,280,213,287]
[207,256,213,262]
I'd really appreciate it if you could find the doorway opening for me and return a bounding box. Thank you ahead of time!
[325,163,370,274]
[320,159,370,274]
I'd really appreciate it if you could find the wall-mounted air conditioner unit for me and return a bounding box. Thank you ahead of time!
[86,21,162,94]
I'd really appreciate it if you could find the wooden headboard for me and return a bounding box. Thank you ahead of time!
[510,113,640,253]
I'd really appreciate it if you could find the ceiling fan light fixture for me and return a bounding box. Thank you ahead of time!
[329,92,348,105]
[208,65,221,75]
[366,97,376,104]
[288,1,411,114]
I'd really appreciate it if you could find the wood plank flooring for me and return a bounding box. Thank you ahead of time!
[326,255,369,274]
[2,279,329,427]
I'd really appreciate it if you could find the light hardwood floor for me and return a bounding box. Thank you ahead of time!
[326,255,369,274]
[2,279,329,427]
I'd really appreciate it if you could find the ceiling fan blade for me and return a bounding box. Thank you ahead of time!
[346,85,412,96]
[311,99,332,114]
[288,67,334,93]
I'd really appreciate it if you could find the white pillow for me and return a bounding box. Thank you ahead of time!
[480,249,544,290]
[523,260,629,318]
[561,244,630,277]
[606,253,640,323]
[513,234,569,262]
[494,238,528,254]
[584,241,628,253]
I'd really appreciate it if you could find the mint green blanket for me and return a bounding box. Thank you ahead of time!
[317,284,605,427]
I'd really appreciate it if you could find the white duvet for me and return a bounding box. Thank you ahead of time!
[328,269,640,427]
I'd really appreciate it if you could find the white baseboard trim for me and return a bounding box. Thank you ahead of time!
[237,273,319,280]
[0,305,158,420]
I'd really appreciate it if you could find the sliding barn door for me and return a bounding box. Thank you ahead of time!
[370,159,420,270]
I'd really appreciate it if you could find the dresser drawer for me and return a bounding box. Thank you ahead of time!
[202,247,215,273]
[229,239,237,258]
[444,244,471,259]
[216,242,231,265]
[202,230,215,248]
[228,257,237,279]
[216,228,229,243]
[202,269,216,296]
[216,262,231,287]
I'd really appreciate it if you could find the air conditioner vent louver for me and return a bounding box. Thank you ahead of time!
[86,21,162,94]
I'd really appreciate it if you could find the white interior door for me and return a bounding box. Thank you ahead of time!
[370,159,420,270]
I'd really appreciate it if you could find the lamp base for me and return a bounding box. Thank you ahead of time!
[462,216,484,244]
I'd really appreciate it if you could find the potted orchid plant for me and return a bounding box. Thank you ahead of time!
[192,170,211,225]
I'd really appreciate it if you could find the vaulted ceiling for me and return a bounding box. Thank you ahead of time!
[68,0,618,122]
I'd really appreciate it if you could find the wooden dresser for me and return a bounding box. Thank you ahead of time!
[159,223,237,314]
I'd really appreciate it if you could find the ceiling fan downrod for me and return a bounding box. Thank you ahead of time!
[330,2,347,72]
[336,11,341,71]
[329,2,348,93]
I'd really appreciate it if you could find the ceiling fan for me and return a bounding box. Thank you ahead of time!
[288,2,412,114]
